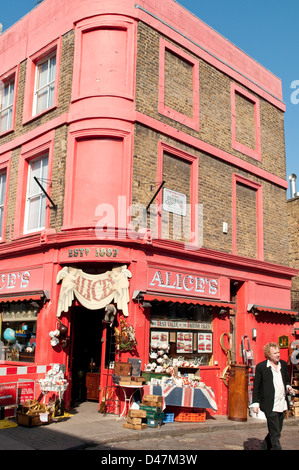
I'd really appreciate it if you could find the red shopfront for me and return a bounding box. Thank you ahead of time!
[129,254,298,416]
[0,243,297,417]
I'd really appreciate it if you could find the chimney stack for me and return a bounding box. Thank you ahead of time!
[0,24,3,35]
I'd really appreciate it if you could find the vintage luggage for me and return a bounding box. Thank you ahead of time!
[114,362,132,376]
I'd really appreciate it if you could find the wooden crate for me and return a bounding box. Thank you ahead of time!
[128,409,147,418]
[122,422,147,430]
[17,411,51,427]
[126,416,143,425]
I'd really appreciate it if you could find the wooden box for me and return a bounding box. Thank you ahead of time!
[114,362,132,376]
[131,376,145,383]
[122,422,147,430]
[17,411,51,427]
[128,409,147,418]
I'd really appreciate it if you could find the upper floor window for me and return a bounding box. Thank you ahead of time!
[0,171,7,238]
[24,154,48,233]
[0,78,15,133]
[23,38,61,124]
[33,53,56,116]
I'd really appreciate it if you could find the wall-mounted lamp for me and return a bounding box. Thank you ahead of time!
[142,302,152,308]
[219,308,228,315]
[252,328,257,340]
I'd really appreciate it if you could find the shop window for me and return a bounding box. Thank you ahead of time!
[33,53,56,116]
[1,303,38,362]
[149,302,213,371]
[24,154,49,233]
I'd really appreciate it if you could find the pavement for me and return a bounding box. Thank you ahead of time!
[0,401,298,451]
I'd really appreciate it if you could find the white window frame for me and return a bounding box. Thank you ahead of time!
[33,52,56,116]
[24,155,49,234]
[0,78,14,133]
[0,171,6,238]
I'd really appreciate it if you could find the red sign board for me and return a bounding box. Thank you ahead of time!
[0,267,44,295]
[148,267,219,298]
[17,381,35,404]
[0,381,35,408]
[0,383,17,407]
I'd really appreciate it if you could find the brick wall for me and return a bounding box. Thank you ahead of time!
[287,197,299,310]
[134,21,289,264]
[136,22,286,180]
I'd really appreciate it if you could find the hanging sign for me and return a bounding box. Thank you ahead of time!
[163,188,187,216]
[56,265,132,317]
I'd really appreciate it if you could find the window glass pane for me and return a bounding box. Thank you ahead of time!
[34,53,56,115]
[0,207,3,236]
[0,79,14,132]
[28,159,41,196]
[0,173,7,205]
[25,156,48,232]
[36,89,49,114]
[27,196,41,231]
[0,172,6,236]
[48,84,55,108]
[49,56,56,82]
[38,61,49,88]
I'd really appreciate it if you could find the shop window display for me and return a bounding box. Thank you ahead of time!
[147,303,213,373]
[1,302,38,362]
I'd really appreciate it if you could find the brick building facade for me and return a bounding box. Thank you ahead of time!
[0,0,297,416]
[288,187,299,313]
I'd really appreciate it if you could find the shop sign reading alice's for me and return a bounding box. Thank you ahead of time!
[148,267,219,298]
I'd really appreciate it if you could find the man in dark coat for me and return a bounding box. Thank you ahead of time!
[251,342,295,450]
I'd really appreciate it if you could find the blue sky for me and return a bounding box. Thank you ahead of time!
[1,0,298,197]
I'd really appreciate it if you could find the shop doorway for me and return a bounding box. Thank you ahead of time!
[70,306,103,403]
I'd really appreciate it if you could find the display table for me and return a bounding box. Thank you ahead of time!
[117,384,144,419]
[143,384,217,411]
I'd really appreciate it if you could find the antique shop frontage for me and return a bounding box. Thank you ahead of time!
[0,236,298,417]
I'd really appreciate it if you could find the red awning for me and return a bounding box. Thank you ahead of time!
[248,304,298,316]
[143,293,235,309]
[0,292,45,304]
